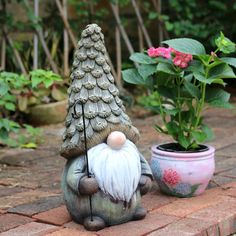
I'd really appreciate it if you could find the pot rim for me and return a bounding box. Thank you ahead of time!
[152,143,215,159]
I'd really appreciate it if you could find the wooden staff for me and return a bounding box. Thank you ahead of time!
[81,102,93,222]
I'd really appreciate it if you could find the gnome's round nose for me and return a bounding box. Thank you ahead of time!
[107,131,127,150]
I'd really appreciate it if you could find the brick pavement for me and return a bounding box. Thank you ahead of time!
[0,106,236,235]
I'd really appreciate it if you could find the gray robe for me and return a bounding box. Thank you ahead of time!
[61,153,152,226]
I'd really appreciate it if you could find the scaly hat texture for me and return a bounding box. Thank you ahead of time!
[60,24,139,159]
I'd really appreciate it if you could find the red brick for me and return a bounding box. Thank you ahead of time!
[142,191,177,212]
[216,144,236,158]
[0,213,34,233]
[8,195,63,216]
[0,222,59,236]
[64,221,88,231]
[0,209,6,214]
[0,186,25,198]
[222,188,236,198]
[188,197,236,236]
[153,188,229,217]
[0,190,59,210]
[45,228,97,236]
[0,177,39,189]
[223,181,236,189]
[98,212,179,236]
[148,218,218,236]
[33,206,71,226]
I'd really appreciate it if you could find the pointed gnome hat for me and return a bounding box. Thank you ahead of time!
[60,24,139,159]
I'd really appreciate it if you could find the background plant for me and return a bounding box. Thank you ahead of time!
[122,32,236,150]
[0,69,66,147]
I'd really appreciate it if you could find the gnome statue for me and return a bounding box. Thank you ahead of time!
[60,24,153,231]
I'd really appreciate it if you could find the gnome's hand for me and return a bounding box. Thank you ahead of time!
[139,175,152,195]
[79,176,99,195]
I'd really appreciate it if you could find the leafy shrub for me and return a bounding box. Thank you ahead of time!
[0,69,67,148]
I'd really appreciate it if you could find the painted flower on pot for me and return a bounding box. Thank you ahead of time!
[162,169,181,186]
[174,182,192,195]
[161,171,200,197]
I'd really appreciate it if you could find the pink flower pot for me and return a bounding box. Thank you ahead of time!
[150,144,215,197]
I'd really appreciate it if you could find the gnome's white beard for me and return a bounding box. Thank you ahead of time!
[88,140,141,203]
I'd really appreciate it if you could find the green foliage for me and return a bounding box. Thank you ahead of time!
[122,32,236,151]
[0,69,66,148]
[162,38,206,55]
[0,118,42,148]
[160,0,236,48]
[215,32,236,54]
[30,69,62,88]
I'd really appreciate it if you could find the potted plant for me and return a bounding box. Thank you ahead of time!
[25,69,68,125]
[122,32,236,197]
[0,69,68,126]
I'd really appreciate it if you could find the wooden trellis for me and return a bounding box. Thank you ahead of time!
[0,0,166,89]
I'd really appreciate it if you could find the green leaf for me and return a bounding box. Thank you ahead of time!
[162,38,206,55]
[166,121,179,135]
[122,68,146,85]
[186,60,204,73]
[193,72,226,85]
[5,102,15,111]
[158,85,176,99]
[193,72,209,83]
[138,64,156,79]
[220,57,236,69]
[215,32,235,54]
[130,53,157,64]
[208,100,234,108]
[0,81,10,96]
[156,62,177,75]
[31,75,43,87]
[154,124,166,134]
[183,81,200,99]
[163,108,179,116]
[178,133,190,149]
[201,124,214,141]
[20,142,37,149]
[147,105,161,114]
[43,78,54,88]
[0,128,8,140]
[197,54,211,64]
[205,88,230,103]
[208,63,236,80]
[189,184,201,196]
[192,130,207,143]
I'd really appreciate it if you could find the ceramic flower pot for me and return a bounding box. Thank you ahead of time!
[150,143,215,197]
[27,100,67,126]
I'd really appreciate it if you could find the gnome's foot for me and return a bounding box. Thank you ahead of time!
[133,206,147,221]
[83,216,106,231]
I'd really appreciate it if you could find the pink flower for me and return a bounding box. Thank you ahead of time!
[147,46,193,69]
[147,47,172,59]
[147,47,157,57]
[172,50,193,68]
[163,169,181,186]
